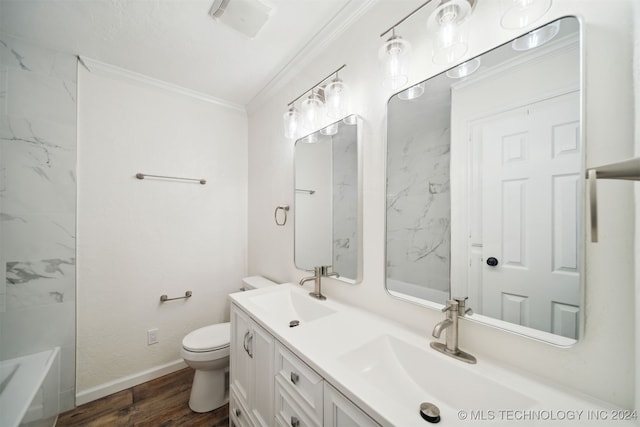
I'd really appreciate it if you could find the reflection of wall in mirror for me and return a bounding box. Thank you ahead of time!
[295,140,333,268]
[386,100,451,294]
[332,125,358,279]
[450,36,580,339]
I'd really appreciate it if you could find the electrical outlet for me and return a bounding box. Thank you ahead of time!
[147,328,158,345]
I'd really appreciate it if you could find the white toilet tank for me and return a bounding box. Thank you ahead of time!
[242,276,278,291]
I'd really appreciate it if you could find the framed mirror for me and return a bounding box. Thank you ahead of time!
[385,17,582,345]
[295,114,361,283]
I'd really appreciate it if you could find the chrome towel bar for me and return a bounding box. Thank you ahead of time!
[160,291,192,302]
[136,173,206,185]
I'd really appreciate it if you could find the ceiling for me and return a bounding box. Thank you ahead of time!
[0,0,371,107]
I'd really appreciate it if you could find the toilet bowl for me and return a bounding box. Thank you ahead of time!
[181,276,278,412]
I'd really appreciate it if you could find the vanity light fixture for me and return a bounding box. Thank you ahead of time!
[446,57,481,78]
[282,64,348,139]
[511,20,560,51]
[378,0,476,91]
[500,0,552,30]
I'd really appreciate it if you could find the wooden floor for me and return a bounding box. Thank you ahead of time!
[56,368,229,427]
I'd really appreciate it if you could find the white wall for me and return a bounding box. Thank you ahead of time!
[77,62,247,399]
[248,0,636,409]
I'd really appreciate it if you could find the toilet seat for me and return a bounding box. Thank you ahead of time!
[182,322,230,352]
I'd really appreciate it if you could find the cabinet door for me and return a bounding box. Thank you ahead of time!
[250,321,275,427]
[231,306,253,405]
[323,384,380,427]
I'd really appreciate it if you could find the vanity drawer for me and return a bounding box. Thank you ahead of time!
[275,342,323,419]
[275,376,320,427]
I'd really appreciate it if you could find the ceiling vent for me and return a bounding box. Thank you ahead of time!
[209,0,273,39]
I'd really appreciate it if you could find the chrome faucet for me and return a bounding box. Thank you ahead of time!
[430,297,476,364]
[298,266,339,300]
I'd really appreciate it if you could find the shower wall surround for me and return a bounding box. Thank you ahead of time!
[0,32,77,411]
[386,98,450,301]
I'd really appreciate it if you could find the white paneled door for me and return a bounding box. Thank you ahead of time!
[478,91,580,339]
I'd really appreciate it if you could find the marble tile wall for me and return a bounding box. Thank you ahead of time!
[0,31,77,412]
[332,123,358,280]
[386,103,451,295]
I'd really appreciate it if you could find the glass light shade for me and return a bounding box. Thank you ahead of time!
[511,20,560,51]
[398,82,425,100]
[282,107,299,139]
[324,79,349,119]
[320,122,339,136]
[446,57,481,78]
[378,35,412,90]
[428,0,471,65]
[301,91,324,131]
[501,0,552,29]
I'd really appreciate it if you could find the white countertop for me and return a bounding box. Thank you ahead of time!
[230,283,636,426]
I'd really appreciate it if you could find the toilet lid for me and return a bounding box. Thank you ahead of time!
[182,322,230,352]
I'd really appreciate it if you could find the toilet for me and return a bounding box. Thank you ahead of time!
[181,276,278,412]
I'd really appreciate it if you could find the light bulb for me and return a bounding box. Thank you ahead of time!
[428,0,471,65]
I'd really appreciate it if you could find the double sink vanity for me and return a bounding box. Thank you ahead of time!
[229,283,631,426]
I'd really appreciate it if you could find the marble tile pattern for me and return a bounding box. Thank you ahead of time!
[332,123,358,281]
[0,31,77,412]
[386,103,451,293]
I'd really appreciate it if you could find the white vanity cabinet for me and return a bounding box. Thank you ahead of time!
[323,384,380,427]
[230,306,275,427]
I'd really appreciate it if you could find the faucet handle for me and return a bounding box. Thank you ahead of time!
[453,296,473,316]
[441,300,458,313]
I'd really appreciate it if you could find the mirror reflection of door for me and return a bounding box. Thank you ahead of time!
[469,92,580,339]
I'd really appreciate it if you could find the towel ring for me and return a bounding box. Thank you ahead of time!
[274,205,290,226]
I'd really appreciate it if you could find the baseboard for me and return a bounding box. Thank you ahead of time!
[75,359,187,406]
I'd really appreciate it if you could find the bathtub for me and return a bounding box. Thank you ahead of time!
[0,348,60,427]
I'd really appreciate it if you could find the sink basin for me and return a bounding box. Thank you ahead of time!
[338,334,536,411]
[248,288,336,324]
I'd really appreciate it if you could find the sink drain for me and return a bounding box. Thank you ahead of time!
[289,320,300,328]
[419,402,441,423]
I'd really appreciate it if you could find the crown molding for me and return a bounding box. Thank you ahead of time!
[79,56,245,113]
[246,0,379,115]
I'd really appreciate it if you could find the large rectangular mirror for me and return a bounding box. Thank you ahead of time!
[386,17,582,345]
[295,115,361,283]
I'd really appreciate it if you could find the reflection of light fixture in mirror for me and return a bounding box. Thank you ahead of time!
[325,73,349,119]
[398,82,425,100]
[302,132,319,144]
[343,115,358,125]
[283,106,300,140]
[282,64,347,138]
[446,57,481,78]
[301,90,324,131]
[501,0,552,29]
[320,122,339,136]
[428,0,473,65]
[511,20,560,51]
[379,29,412,90]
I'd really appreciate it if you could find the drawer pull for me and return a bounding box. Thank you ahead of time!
[290,372,299,385]
[291,415,300,427]
[235,408,241,417]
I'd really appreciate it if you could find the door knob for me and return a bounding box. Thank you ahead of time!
[486,257,499,267]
